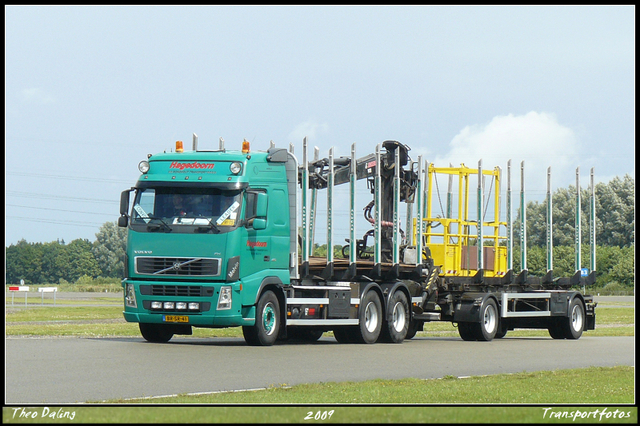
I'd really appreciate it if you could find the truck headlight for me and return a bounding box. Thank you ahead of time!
[230,162,242,175]
[176,302,188,310]
[217,286,232,310]
[138,160,150,174]
[125,283,137,308]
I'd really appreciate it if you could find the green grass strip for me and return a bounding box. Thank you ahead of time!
[102,366,634,405]
[2,405,638,424]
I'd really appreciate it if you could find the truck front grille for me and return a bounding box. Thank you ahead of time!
[143,285,203,297]
[135,257,221,276]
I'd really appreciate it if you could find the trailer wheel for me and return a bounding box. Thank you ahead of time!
[379,291,410,343]
[475,298,498,341]
[357,290,383,344]
[548,321,566,339]
[139,323,174,343]
[243,290,280,346]
[461,298,498,341]
[494,320,508,339]
[457,322,476,341]
[405,319,421,340]
[563,297,585,340]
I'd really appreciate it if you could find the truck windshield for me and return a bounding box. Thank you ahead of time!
[131,187,242,233]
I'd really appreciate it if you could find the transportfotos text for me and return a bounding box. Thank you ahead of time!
[542,407,632,421]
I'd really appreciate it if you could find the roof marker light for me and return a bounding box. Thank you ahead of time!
[176,140,184,152]
[242,139,250,153]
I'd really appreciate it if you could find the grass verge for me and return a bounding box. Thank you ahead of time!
[4,405,636,424]
[102,366,635,405]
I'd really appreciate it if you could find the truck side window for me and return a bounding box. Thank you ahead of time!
[245,190,267,221]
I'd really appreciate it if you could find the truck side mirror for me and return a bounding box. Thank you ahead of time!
[120,189,131,216]
[117,215,128,227]
[256,192,268,217]
[252,218,267,230]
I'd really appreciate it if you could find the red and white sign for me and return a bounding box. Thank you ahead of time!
[9,286,30,292]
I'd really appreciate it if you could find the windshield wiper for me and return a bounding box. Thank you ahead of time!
[196,217,221,234]
[146,215,172,232]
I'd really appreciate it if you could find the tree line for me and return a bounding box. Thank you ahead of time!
[509,174,634,288]
[5,175,634,288]
[6,221,126,285]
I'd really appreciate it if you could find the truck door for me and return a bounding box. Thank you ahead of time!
[244,190,271,269]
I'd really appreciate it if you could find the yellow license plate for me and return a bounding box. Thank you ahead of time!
[163,315,189,323]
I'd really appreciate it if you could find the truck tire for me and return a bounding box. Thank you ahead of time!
[405,319,421,340]
[379,290,409,343]
[474,298,498,341]
[548,298,586,339]
[459,299,498,341]
[356,289,383,344]
[548,321,566,339]
[287,327,324,342]
[243,290,280,346]
[494,320,508,339]
[333,327,359,343]
[457,322,476,341]
[562,297,586,340]
[139,323,174,343]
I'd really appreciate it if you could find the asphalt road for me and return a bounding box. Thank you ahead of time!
[5,334,635,404]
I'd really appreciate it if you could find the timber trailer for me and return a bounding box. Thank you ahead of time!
[118,135,596,345]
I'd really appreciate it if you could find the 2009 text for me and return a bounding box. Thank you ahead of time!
[304,410,335,421]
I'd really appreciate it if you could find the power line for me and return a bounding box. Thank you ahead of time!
[6,171,132,184]
[5,191,118,204]
[5,204,117,216]
[6,216,105,228]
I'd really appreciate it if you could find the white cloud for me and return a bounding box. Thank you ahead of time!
[288,120,329,143]
[434,111,581,195]
[20,88,56,104]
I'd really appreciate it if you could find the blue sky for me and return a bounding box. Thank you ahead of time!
[5,5,635,246]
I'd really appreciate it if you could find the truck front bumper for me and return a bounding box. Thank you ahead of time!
[122,279,255,327]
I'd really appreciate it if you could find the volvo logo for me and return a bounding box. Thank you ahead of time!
[153,258,201,275]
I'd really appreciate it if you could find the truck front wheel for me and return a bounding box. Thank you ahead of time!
[139,323,174,343]
[243,290,280,346]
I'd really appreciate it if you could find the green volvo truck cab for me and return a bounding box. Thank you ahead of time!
[119,139,296,343]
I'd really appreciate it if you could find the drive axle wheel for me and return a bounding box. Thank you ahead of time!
[356,289,382,344]
[287,327,324,342]
[379,290,410,343]
[333,327,359,343]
